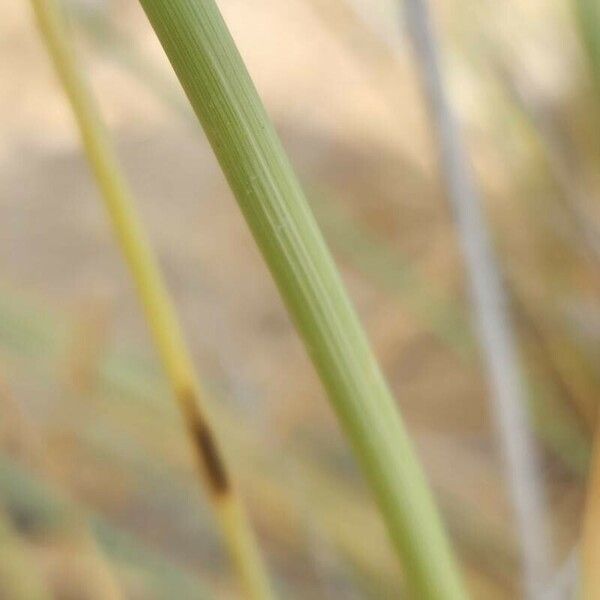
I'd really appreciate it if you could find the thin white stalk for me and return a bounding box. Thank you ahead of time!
[401,0,552,596]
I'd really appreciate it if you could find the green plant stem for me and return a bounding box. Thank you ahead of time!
[28,1,272,598]
[135,0,466,597]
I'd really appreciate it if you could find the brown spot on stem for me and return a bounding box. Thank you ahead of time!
[179,387,230,495]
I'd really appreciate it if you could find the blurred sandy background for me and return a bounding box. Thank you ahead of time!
[1,0,599,597]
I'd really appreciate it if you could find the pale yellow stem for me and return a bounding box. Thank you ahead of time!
[28,1,272,598]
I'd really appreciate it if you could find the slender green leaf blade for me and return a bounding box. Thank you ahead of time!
[135,1,467,597]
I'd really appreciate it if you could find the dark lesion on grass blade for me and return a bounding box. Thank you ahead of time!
[179,387,230,496]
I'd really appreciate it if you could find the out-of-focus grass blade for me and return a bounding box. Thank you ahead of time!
[0,455,213,600]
